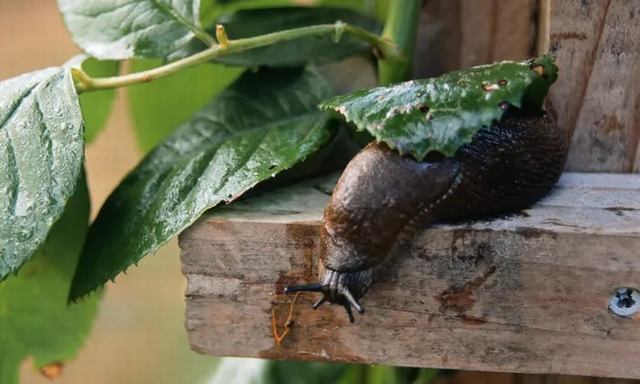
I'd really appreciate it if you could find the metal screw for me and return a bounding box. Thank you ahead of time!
[608,287,640,317]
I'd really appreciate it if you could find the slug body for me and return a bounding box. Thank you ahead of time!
[286,110,567,322]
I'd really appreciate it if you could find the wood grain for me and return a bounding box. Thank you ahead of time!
[180,172,640,379]
[413,0,640,173]
[413,0,535,78]
[543,0,639,172]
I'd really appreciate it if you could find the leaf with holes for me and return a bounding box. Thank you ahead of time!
[321,55,559,160]
[0,180,100,384]
[58,0,213,59]
[0,65,84,280]
[70,67,334,299]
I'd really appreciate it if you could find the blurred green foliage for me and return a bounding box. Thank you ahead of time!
[207,358,436,384]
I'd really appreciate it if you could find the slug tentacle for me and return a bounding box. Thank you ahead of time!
[286,109,567,323]
[285,268,373,323]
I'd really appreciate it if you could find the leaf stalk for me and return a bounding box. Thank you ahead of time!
[378,0,422,85]
[74,22,402,94]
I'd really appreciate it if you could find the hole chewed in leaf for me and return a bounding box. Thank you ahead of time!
[319,55,558,160]
[425,112,434,122]
[482,83,500,92]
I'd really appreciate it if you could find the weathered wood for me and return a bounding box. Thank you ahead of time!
[180,172,640,379]
[545,0,640,172]
[414,0,640,173]
[413,0,535,78]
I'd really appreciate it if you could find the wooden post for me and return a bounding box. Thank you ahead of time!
[180,173,640,379]
[413,0,536,78]
[547,0,640,172]
[414,0,640,173]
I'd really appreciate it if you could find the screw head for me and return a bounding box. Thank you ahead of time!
[608,287,640,318]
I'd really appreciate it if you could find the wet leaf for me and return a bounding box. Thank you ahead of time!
[128,60,243,153]
[321,55,559,160]
[0,65,84,280]
[0,180,100,384]
[70,67,334,299]
[58,0,212,59]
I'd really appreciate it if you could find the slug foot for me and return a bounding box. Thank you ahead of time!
[284,268,373,323]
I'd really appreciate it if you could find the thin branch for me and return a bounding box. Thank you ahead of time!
[378,0,422,85]
[73,23,402,94]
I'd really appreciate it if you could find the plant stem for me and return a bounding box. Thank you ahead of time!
[73,23,401,94]
[378,0,422,85]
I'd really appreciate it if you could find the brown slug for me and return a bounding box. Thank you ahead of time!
[285,108,567,322]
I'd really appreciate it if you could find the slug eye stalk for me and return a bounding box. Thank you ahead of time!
[284,280,365,323]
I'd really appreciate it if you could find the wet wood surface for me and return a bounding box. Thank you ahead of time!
[180,172,640,379]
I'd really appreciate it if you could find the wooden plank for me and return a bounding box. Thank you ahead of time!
[547,0,640,172]
[180,172,640,379]
[413,0,535,78]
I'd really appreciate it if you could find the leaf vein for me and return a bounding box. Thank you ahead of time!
[33,98,55,178]
[4,132,19,215]
[0,82,39,131]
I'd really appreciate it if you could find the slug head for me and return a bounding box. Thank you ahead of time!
[284,268,373,323]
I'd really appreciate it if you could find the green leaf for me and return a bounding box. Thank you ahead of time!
[200,0,389,27]
[200,0,294,27]
[0,65,84,280]
[70,67,333,299]
[58,0,213,60]
[173,7,381,66]
[321,55,559,160]
[220,7,381,66]
[128,60,243,153]
[0,179,100,384]
[78,58,119,143]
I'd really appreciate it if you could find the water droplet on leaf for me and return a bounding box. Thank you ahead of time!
[17,227,34,241]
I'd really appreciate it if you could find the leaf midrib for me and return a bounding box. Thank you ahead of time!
[66,0,209,47]
[149,0,210,45]
[0,82,39,131]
